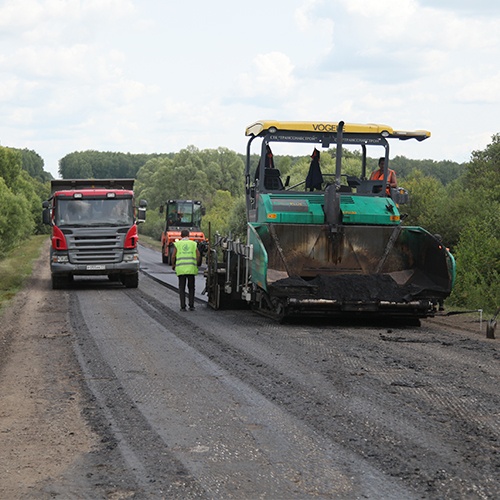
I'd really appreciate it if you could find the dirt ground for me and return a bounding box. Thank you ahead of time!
[0,241,491,497]
[0,240,99,498]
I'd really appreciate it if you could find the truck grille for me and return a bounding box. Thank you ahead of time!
[64,229,125,264]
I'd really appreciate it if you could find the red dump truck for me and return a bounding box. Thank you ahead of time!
[42,179,147,289]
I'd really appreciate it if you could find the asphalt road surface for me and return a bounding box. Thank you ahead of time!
[1,242,498,499]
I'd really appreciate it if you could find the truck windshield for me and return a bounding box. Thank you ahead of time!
[55,197,134,226]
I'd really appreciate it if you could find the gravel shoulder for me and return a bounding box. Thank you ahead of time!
[0,239,99,497]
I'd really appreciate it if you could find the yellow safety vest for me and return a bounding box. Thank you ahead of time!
[174,239,198,275]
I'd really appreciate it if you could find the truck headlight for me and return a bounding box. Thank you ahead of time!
[52,255,69,263]
[123,253,139,262]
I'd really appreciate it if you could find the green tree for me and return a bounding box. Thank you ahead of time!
[0,146,22,187]
[402,170,447,233]
[228,196,247,241]
[59,151,170,179]
[450,211,500,313]
[14,148,52,182]
[136,159,171,206]
[11,171,48,234]
[445,135,500,312]
[0,177,33,256]
[199,147,244,198]
[432,179,478,250]
[0,146,45,254]
[135,147,244,210]
[390,155,465,186]
[463,133,500,201]
[138,209,164,241]
[202,190,236,237]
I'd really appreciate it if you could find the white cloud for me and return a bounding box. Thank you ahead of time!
[237,52,295,100]
[0,0,45,31]
[9,107,35,125]
[418,0,500,16]
[339,0,417,36]
[1,0,500,177]
[295,0,334,45]
[0,0,135,35]
[456,73,500,103]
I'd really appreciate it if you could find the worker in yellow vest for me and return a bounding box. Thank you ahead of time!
[172,229,200,311]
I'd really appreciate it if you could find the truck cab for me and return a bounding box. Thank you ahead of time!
[43,179,147,289]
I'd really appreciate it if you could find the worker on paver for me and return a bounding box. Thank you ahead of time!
[370,157,397,194]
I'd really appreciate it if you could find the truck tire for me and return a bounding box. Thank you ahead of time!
[121,272,139,288]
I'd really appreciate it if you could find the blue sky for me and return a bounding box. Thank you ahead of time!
[1,0,499,178]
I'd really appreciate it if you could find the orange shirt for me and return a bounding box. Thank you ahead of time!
[370,168,397,194]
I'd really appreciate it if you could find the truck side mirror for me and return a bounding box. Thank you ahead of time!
[137,207,147,223]
[42,207,51,225]
[42,201,51,225]
[139,199,148,208]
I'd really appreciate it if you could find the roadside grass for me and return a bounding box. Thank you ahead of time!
[0,235,48,317]
[139,233,162,252]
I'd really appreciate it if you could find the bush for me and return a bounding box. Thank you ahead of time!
[0,178,34,257]
[449,212,500,314]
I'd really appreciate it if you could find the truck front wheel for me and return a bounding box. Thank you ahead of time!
[121,272,139,288]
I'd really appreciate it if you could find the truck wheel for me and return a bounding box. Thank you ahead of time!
[121,273,139,288]
[162,245,168,264]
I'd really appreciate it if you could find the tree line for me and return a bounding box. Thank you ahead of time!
[0,147,51,256]
[0,138,498,313]
[59,150,172,180]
